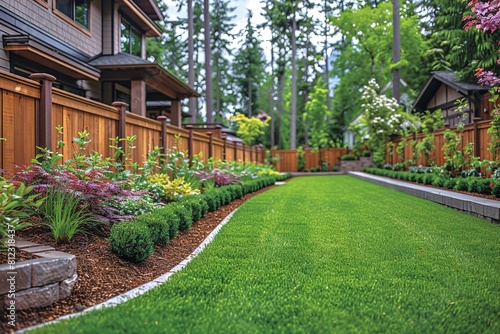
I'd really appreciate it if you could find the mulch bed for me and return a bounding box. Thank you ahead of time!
[1,187,272,333]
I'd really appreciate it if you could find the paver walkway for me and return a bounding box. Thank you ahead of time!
[349,171,500,223]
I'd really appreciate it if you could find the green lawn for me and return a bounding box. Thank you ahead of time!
[31,176,500,333]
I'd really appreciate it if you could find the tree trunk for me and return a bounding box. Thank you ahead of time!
[324,0,331,113]
[188,0,196,123]
[248,79,252,117]
[277,70,284,150]
[392,0,401,103]
[270,39,275,148]
[204,0,214,124]
[290,13,297,150]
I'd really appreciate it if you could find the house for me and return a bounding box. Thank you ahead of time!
[412,71,491,127]
[0,0,197,126]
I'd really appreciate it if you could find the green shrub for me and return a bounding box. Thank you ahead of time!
[491,181,500,197]
[443,178,457,189]
[179,197,203,222]
[169,203,193,231]
[201,193,217,212]
[197,196,210,216]
[414,174,424,184]
[431,176,446,188]
[341,154,357,161]
[204,190,222,210]
[422,174,434,185]
[109,221,154,263]
[0,180,41,250]
[155,206,181,239]
[219,188,232,205]
[134,212,170,246]
[453,178,469,191]
[478,179,492,195]
[228,185,243,200]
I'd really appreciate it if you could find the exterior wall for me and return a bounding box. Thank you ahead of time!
[426,84,462,110]
[1,1,103,57]
[0,23,15,72]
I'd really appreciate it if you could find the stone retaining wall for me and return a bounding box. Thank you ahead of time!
[0,237,77,310]
[340,157,374,173]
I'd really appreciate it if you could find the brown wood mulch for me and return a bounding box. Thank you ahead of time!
[0,187,273,333]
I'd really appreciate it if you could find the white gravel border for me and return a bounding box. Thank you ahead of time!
[17,209,238,333]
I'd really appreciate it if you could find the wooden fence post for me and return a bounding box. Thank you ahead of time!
[112,101,128,166]
[29,73,56,151]
[185,124,194,165]
[222,134,227,161]
[242,143,246,163]
[234,141,238,161]
[207,132,213,159]
[112,102,128,139]
[157,116,168,156]
[473,117,482,157]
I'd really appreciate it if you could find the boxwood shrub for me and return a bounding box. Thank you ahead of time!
[155,206,181,239]
[134,211,171,246]
[227,185,243,200]
[179,196,203,222]
[169,202,193,231]
[109,221,154,263]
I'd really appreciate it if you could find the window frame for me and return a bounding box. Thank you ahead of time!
[54,0,91,35]
[120,17,142,57]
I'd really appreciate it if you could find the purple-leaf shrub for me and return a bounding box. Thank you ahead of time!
[12,165,144,223]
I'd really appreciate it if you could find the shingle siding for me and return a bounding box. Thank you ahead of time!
[1,1,102,57]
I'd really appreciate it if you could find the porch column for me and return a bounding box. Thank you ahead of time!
[130,80,146,116]
[171,99,182,127]
[29,73,56,152]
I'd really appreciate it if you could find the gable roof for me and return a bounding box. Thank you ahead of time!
[413,71,490,112]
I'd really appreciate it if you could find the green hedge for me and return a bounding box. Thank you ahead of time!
[109,176,279,262]
[109,221,154,263]
[362,167,498,197]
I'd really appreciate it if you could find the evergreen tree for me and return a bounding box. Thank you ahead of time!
[231,10,266,118]
[210,0,237,122]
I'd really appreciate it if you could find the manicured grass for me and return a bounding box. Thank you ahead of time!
[31,176,500,333]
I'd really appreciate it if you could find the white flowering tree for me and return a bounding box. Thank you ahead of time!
[360,78,406,166]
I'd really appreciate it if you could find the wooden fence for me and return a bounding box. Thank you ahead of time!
[271,119,493,173]
[271,148,348,172]
[0,71,265,175]
[386,120,492,167]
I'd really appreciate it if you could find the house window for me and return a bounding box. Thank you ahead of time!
[56,0,90,29]
[120,19,142,57]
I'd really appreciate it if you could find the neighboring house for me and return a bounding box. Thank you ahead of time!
[343,114,363,149]
[0,0,197,126]
[412,71,491,127]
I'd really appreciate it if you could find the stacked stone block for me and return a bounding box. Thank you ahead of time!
[0,237,77,310]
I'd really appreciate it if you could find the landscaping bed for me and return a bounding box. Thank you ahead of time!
[0,187,272,334]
